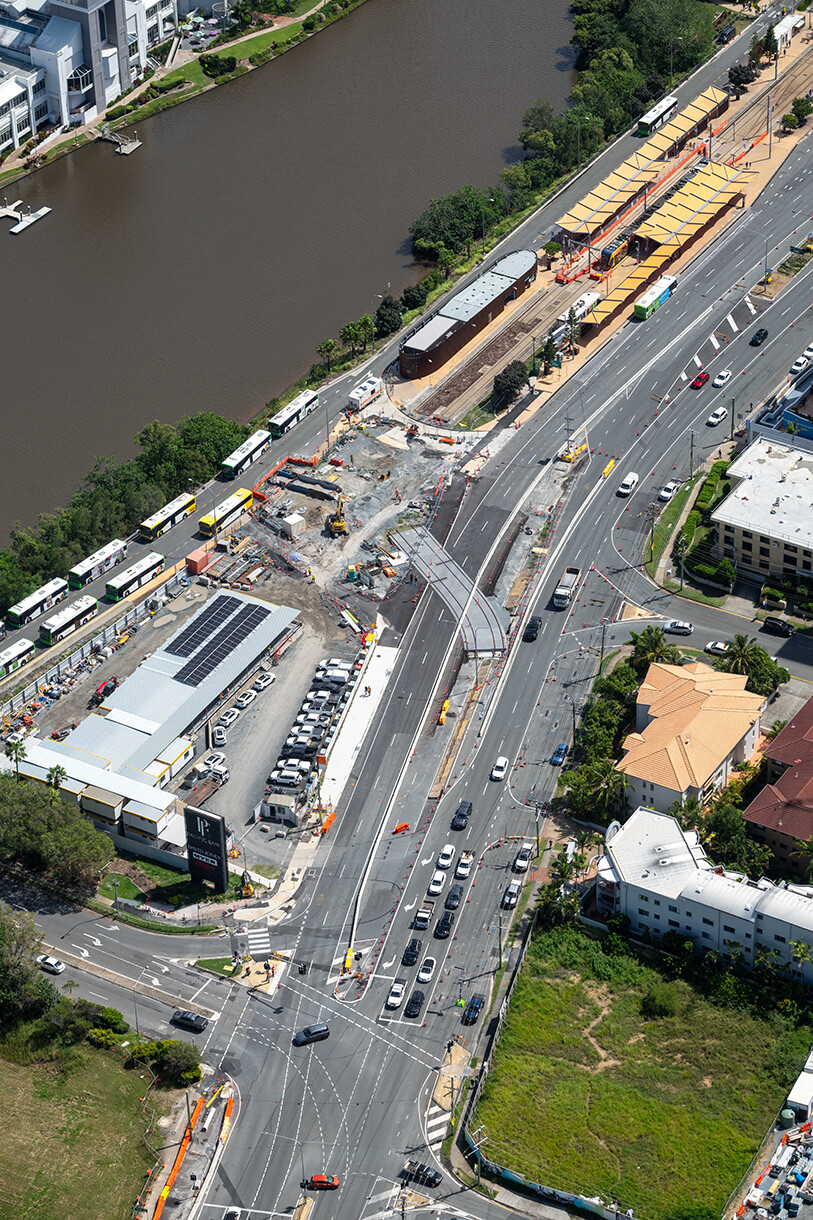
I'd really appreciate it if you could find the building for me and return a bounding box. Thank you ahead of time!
[0,591,300,866]
[742,698,813,875]
[398,250,537,380]
[615,660,764,813]
[710,436,813,581]
[773,13,805,49]
[596,807,813,984]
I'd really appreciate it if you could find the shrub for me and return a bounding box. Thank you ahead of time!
[303,13,318,29]
[401,282,428,311]
[87,1027,119,1048]
[107,106,128,120]
[642,982,679,1018]
[677,508,701,550]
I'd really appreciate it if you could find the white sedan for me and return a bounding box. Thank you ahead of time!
[427,870,446,895]
[705,640,730,656]
[707,406,727,427]
[658,480,679,502]
[36,954,65,975]
[235,689,257,710]
[712,369,732,388]
[385,979,406,1010]
[491,755,509,781]
[417,957,436,983]
[791,355,810,377]
[436,844,455,870]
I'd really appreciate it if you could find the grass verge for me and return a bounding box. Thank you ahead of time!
[661,576,727,608]
[197,956,240,977]
[644,473,701,579]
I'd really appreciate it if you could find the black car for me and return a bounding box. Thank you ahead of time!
[445,884,463,910]
[435,911,455,939]
[402,937,422,966]
[403,1161,442,1187]
[404,989,425,1018]
[762,616,795,637]
[462,993,486,1025]
[750,327,769,346]
[292,1022,330,1046]
[523,616,541,642]
[451,800,472,831]
[171,1009,208,1033]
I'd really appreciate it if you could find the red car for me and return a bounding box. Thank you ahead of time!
[308,1175,340,1191]
[691,372,709,389]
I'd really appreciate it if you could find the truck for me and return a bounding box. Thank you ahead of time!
[553,566,581,609]
[414,898,435,930]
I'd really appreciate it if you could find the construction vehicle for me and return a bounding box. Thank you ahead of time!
[553,566,581,609]
[240,870,254,899]
[406,423,419,438]
[326,496,349,537]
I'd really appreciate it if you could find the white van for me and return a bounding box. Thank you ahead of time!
[617,472,639,496]
[322,669,349,687]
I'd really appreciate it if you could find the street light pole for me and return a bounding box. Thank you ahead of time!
[370,291,384,353]
[730,396,735,441]
[481,196,495,257]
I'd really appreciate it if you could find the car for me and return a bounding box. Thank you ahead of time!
[235,689,257,710]
[502,880,523,909]
[202,751,226,772]
[292,1023,330,1046]
[435,911,455,939]
[254,672,275,691]
[803,344,813,362]
[171,1009,208,1033]
[223,1211,242,1220]
[663,619,693,635]
[212,726,227,747]
[762,616,795,637]
[551,743,567,766]
[707,406,728,426]
[462,993,486,1025]
[417,957,436,984]
[445,884,463,910]
[791,355,810,378]
[712,369,732,388]
[427,870,446,896]
[404,990,425,1018]
[451,800,472,830]
[403,1162,442,1188]
[217,707,240,728]
[750,327,769,346]
[455,851,474,879]
[308,1176,340,1191]
[658,480,679,502]
[36,954,65,975]
[514,843,533,873]
[691,371,710,389]
[704,640,730,656]
[385,979,406,1010]
[402,938,422,966]
[491,755,509,781]
[617,472,639,497]
[523,616,541,642]
[437,843,455,870]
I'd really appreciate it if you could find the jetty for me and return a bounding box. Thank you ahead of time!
[0,198,51,234]
[98,123,142,155]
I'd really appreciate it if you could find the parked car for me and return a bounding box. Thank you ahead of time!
[762,616,795,637]
[502,880,522,910]
[36,954,65,975]
[705,640,730,656]
[427,870,446,896]
[217,707,240,728]
[308,1176,340,1191]
[417,957,436,984]
[691,371,710,389]
[437,843,455,870]
[235,690,257,710]
[445,885,463,911]
[658,480,679,502]
[491,755,509,781]
[435,911,455,939]
[202,751,227,772]
[451,800,472,830]
[551,743,567,766]
[402,938,422,966]
[171,1009,208,1033]
[514,843,533,873]
[523,616,541,642]
[791,356,810,377]
[462,993,486,1025]
[712,369,732,388]
[707,406,727,426]
[385,979,406,1010]
[405,990,425,1018]
[750,327,769,346]
[254,672,275,691]
[292,1023,329,1046]
[212,726,227,747]
[663,619,693,635]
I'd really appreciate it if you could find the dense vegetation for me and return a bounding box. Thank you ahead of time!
[0,413,246,615]
[0,772,114,889]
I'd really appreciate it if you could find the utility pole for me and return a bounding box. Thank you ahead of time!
[730,396,735,441]
[599,620,606,675]
[471,1125,489,1185]
[647,503,658,564]
[535,804,541,856]
[768,97,773,158]
[497,915,504,968]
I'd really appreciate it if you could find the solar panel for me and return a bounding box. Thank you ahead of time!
[174,605,270,687]
[167,594,239,658]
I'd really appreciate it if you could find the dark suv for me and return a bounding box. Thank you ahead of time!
[435,911,454,939]
[405,989,425,1018]
[451,800,472,830]
[171,1009,208,1033]
[462,993,485,1025]
[402,938,422,966]
[762,617,795,637]
[750,327,769,347]
[445,884,463,910]
[523,616,541,642]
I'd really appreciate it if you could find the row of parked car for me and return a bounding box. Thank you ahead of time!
[266,657,359,794]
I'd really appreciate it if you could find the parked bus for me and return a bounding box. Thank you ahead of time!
[39,595,97,646]
[556,291,602,329]
[268,390,319,439]
[600,236,629,273]
[637,95,678,137]
[198,488,253,538]
[348,376,383,413]
[633,275,678,320]
[105,552,165,602]
[5,577,69,629]
[0,638,36,679]
[219,430,271,480]
[139,492,196,542]
[68,540,128,589]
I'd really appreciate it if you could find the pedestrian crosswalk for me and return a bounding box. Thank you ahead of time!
[425,1103,450,1147]
[357,1181,400,1220]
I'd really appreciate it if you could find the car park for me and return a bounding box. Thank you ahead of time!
[762,617,795,637]
[664,619,693,635]
[254,672,275,691]
[217,707,240,728]
[456,851,474,879]
[445,884,463,910]
[235,690,257,710]
[212,726,227,747]
[617,472,639,497]
[462,993,485,1025]
[405,990,425,1018]
[658,480,679,502]
[705,640,730,656]
[427,870,446,896]
[551,743,567,766]
[502,879,523,909]
[292,1023,330,1046]
[402,938,422,966]
[791,356,810,377]
[691,371,710,389]
[36,954,65,974]
[750,327,768,346]
[491,755,509,781]
[437,843,455,869]
[707,406,727,426]
[451,800,472,830]
[523,616,541,642]
[514,843,533,872]
[712,369,732,388]
[417,957,436,984]
[435,911,454,938]
[308,1176,340,1191]
[386,979,406,1010]
[171,1009,208,1033]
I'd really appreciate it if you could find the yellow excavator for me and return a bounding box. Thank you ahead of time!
[327,495,349,537]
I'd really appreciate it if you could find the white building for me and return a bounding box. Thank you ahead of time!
[596,808,813,982]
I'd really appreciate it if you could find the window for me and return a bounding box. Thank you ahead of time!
[654,900,660,907]
[147,1,159,14]
[756,913,763,920]
[34,101,48,121]
[785,544,797,554]
[775,934,786,944]
[724,523,734,534]
[33,79,46,94]
[723,924,735,934]
[638,895,649,902]
[702,932,712,940]
[702,917,713,926]
[668,919,679,928]
[669,905,677,912]
[742,540,752,551]
[759,547,769,557]
[67,65,92,92]
[638,908,648,917]
[743,530,753,539]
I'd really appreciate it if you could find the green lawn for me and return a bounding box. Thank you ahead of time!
[645,474,701,578]
[474,926,810,1220]
[197,956,240,977]
[231,18,306,60]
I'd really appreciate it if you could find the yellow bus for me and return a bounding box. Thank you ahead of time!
[140,492,197,541]
[198,488,253,538]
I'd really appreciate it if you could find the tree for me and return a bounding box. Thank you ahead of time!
[718,633,762,677]
[316,339,338,375]
[542,329,558,374]
[563,756,627,822]
[748,33,763,66]
[6,740,26,781]
[492,360,527,406]
[762,23,778,60]
[703,803,770,878]
[437,247,455,280]
[566,306,580,353]
[401,282,428,311]
[729,63,757,92]
[628,625,681,679]
[340,321,362,356]
[793,835,813,880]
[0,901,42,1022]
[792,97,813,126]
[782,113,799,133]
[667,794,703,831]
[357,313,372,352]
[788,939,812,969]
[155,1039,202,1086]
[374,296,402,339]
[519,98,556,154]
[46,765,67,792]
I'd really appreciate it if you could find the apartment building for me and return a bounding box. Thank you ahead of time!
[742,696,813,875]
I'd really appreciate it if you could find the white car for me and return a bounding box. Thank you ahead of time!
[456,851,474,879]
[36,954,65,975]
[705,640,730,656]
[217,707,240,728]
[491,755,509,781]
[417,957,436,984]
[514,844,533,873]
[386,979,406,1010]
[712,369,732,388]
[212,726,227,747]
[235,689,257,710]
[202,751,227,771]
[437,844,455,870]
[664,619,693,635]
[803,344,813,361]
[707,406,727,426]
[658,480,679,502]
[254,672,275,691]
[791,356,810,378]
[427,870,446,895]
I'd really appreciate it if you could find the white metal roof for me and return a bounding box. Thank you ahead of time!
[788,1071,813,1108]
[402,314,460,354]
[440,270,518,323]
[711,436,813,547]
[602,808,708,897]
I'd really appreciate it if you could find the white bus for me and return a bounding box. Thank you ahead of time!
[557,291,602,329]
[5,577,69,629]
[637,95,678,136]
[219,430,272,479]
[68,539,128,589]
[268,390,319,439]
[105,552,165,602]
[39,595,97,646]
[139,492,196,541]
[0,638,36,679]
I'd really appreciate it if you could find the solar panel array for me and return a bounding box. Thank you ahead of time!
[167,595,239,658]
[174,604,270,687]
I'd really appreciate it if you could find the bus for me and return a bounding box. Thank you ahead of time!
[198,488,253,538]
[68,539,128,589]
[139,492,196,542]
[637,95,678,137]
[348,376,383,413]
[600,236,629,273]
[39,595,97,646]
[268,390,319,439]
[633,275,678,320]
[219,430,271,480]
[105,552,165,602]
[0,638,36,679]
[5,577,69,629]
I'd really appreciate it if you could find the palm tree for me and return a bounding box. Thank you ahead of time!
[316,338,338,375]
[719,633,763,678]
[46,764,67,792]
[766,719,788,741]
[754,944,780,978]
[587,756,627,821]
[793,835,813,880]
[340,321,361,357]
[628,625,681,678]
[668,795,704,831]
[7,739,26,781]
[549,848,577,886]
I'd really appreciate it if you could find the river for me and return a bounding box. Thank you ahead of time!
[2,0,573,536]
